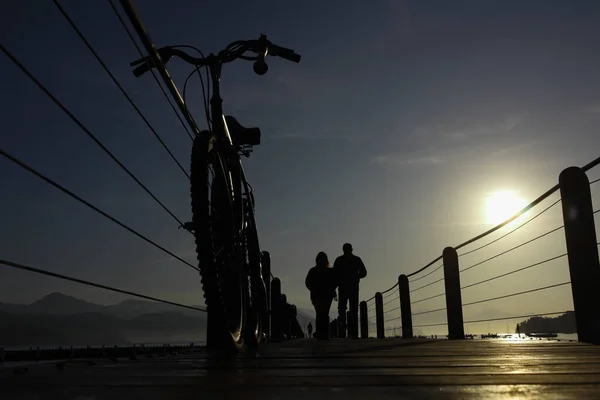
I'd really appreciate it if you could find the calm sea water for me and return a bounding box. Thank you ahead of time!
[479,333,579,341]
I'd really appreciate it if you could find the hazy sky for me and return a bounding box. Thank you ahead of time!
[1,0,600,334]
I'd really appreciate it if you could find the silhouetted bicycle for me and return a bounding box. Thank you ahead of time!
[121,1,300,351]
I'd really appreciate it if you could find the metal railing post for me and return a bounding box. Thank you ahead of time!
[261,251,271,340]
[271,277,282,342]
[398,274,413,339]
[375,292,385,339]
[559,166,600,344]
[360,301,368,338]
[443,247,465,340]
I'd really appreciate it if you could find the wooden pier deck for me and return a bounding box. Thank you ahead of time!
[3,338,600,399]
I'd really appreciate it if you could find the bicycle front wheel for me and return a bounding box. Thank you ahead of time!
[190,132,249,352]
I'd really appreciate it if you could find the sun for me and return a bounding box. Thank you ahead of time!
[484,191,528,225]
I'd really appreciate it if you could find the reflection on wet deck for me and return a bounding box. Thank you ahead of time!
[2,338,600,399]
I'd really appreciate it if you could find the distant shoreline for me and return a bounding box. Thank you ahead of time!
[1,342,205,364]
[1,341,206,352]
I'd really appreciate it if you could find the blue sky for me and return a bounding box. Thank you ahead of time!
[1,0,600,333]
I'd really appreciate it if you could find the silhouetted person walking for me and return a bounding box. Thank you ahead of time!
[333,243,367,338]
[307,322,313,338]
[305,252,338,340]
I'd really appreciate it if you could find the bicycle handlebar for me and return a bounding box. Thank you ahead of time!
[130,34,300,77]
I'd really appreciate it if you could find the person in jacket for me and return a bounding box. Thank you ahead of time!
[305,251,338,340]
[333,243,367,338]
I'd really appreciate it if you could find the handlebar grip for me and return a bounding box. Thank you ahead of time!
[282,52,301,63]
[270,44,301,63]
[132,63,151,77]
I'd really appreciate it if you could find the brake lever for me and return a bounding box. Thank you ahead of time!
[130,47,173,67]
[129,55,150,67]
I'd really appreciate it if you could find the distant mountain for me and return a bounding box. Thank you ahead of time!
[516,311,576,334]
[0,293,313,346]
[0,292,205,319]
[0,293,207,346]
[106,299,205,319]
[29,292,106,315]
[0,312,127,346]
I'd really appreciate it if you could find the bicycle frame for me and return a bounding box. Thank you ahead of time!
[120,0,251,233]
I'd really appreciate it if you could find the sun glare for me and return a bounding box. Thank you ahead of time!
[484,191,528,225]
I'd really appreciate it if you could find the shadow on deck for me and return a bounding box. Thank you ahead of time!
[3,339,600,399]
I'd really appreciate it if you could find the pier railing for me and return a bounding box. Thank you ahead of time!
[360,159,600,344]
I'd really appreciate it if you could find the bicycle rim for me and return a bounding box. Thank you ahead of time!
[243,189,265,345]
[190,132,248,350]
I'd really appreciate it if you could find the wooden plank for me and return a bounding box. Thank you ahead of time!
[1,339,600,399]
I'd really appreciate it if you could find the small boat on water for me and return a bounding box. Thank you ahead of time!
[526,332,558,338]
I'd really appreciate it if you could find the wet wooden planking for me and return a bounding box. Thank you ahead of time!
[2,339,600,399]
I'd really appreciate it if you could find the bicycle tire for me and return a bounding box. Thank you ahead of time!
[190,131,249,352]
[242,189,266,346]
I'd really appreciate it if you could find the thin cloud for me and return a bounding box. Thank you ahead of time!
[582,104,600,114]
[439,113,527,141]
[374,113,536,167]
[373,141,535,167]
[269,128,366,141]
[372,154,442,166]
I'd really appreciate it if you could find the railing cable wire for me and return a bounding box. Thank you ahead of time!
[384,305,400,314]
[406,255,443,279]
[413,322,447,328]
[0,148,199,272]
[411,277,444,293]
[460,225,564,274]
[383,294,399,306]
[381,282,399,295]
[383,286,399,298]
[0,259,206,312]
[461,253,567,291]
[412,307,446,316]
[410,263,444,283]
[411,291,445,305]
[0,43,187,229]
[462,282,570,308]
[53,0,190,180]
